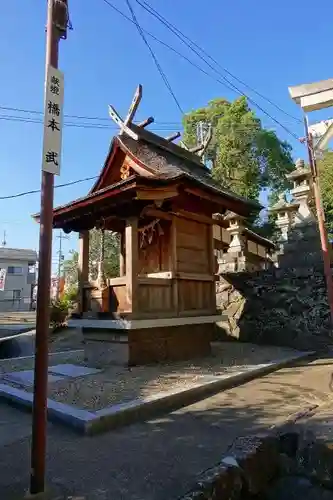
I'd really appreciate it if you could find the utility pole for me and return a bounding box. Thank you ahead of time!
[1,230,7,247]
[56,231,68,299]
[289,80,333,328]
[30,0,69,495]
[304,116,333,325]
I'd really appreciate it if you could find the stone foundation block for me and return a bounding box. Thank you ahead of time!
[226,434,280,495]
[82,331,129,368]
[128,324,213,366]
[181,463,242,500]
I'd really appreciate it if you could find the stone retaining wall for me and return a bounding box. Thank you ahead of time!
[180,430,333,499]
[216,264,331,350]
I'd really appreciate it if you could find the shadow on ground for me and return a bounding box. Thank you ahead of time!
[1,355,332,500]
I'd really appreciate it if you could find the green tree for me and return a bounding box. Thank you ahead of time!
[182,96,294,202]
[63,229,120,286]
[318,151,333,236]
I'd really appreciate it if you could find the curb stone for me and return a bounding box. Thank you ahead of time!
[0,350,314,435]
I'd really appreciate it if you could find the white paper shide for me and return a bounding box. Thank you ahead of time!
[42,66,64,175]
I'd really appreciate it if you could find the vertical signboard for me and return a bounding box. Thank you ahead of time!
[0,268,6,292]
[42,66,64,175]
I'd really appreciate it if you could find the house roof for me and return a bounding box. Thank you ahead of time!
[0,247,37,261]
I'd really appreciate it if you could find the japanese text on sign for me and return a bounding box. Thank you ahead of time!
[42,66,64,175]
[0,268,6,292]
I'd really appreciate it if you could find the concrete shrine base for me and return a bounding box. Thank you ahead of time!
[68,315,223,367]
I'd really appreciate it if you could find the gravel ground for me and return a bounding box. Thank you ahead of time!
[43,342,299,411]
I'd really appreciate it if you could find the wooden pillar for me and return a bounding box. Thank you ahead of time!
[171,216,179,315]
[119,230,125,277]
[125,218,138,316]
[78,230,89,314]
[207,224,217,312]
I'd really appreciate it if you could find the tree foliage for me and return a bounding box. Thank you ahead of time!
[63,229,120,286]
[182,96,294,202]
[318,151,333,236]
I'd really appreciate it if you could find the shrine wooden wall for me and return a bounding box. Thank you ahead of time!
[174,217,216,316]
[133,215,216,318]
[138,220,171,275]
[136,220,173,317]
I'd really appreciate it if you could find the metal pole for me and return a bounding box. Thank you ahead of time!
[30,0,62,494]
[304,116,333,326]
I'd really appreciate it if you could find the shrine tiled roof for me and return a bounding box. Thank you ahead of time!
[117,126,260,212]
[34,125,261,226]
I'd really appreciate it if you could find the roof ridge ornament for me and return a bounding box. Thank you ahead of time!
[108,84,181,143]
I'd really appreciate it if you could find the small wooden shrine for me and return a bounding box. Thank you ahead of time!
[35,86,259,365]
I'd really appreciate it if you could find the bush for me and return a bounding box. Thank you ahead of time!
[49,287,78,329]
[50,298,70,328]
[62,285,78,306]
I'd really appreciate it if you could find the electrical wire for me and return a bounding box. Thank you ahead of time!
[0,114,178,131]
[124,0,184,115]
[0,105,181,126]
[134,0,300,141]
[100,0,300,141]
[101,0,238,92]
[0,3,304,202]
[0,176,98,201]
[138,0,302,124]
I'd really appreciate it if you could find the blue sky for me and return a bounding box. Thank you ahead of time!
[1,0,333,269]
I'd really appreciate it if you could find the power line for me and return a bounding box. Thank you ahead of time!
[100,0,300,141]
[0,105,181,126]
[138,0,302,124]
[0,113,178,131]
[134,0,300,141]
[123,0,184,114]
[0,176,98,201]
[100,0,236,92]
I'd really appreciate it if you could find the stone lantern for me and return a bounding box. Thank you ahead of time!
[286,158,314,225]
[216,211,248,273]
[276,159,320,268]
[269,193,298,248]
[225,212,247,254]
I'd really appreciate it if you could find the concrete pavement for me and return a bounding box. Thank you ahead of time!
[1,353,333,499]
[0,405,32,447]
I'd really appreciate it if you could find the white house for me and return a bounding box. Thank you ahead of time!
[0,247,37,312]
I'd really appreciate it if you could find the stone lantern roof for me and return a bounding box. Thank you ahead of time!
[286,158,311,180]
[224,210,246,221]
[285,158,313,205]
[269,193,299,213]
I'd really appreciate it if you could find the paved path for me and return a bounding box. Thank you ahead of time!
[1,354,333,500]
[0,405,32,447]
